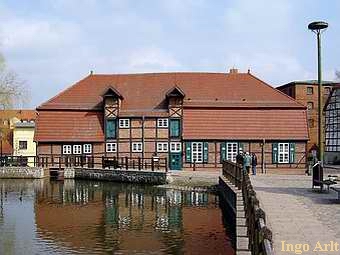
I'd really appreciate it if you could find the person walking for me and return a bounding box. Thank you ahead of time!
[251,153,257,175]
[243,152,251,174]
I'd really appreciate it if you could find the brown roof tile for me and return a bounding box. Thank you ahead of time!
[38,72,304,111]
[0,109,36,121]
[35,111,104,142]
[183,109,308,140]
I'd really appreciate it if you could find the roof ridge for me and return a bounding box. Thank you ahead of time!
[247,73,306,108]
[90,71,249,76]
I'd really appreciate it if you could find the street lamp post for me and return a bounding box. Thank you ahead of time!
[308,21,328,165]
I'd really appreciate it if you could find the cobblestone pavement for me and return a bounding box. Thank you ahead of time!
[250,175,340,255]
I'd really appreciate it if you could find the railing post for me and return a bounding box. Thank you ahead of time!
[59,156,61,172]
[193,161,196,171]
[138,157,141,170]
[165,157,168,172]
[125,156,128,170]
[151,159,154,171]
[102,156,105,168]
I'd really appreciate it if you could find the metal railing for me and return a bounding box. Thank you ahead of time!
[222,160,275,255]
[0,154,168,172]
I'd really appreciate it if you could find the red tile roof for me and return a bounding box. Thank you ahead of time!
[35,111,104,142]
[38,72,304,111]
[183,109,308,140]
[0,110,36,121]
[36,72,307,142]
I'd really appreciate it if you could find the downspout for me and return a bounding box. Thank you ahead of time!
[262,139,266,174]
[142,115,145,159]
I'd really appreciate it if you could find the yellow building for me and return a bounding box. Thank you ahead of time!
[13,121,36,166]
[0,110,36,156]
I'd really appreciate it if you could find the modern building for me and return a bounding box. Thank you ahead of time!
[35,70,308,174]
[277,80,340,153]
[324,85,340,164]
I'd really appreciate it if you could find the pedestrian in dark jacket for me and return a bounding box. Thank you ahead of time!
[251,153,257,175]
[236,153,244,166]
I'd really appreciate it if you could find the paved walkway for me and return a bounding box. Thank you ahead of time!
[250,175,340,255]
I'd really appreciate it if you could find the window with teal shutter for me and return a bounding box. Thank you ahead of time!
[170,119,181,138]
[289,143,295,163]
[220,142,226,162]
[106,119,116,139]
[272,143,278,163]
[185,142,191,163]
[203,142,209,163]
[238,142,244,153]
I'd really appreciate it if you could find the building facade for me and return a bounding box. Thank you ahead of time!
[277,80,339,153]
[0,110,36,156]
[324,86,340,163]
[13,121,36,166]
[35,71,308,173]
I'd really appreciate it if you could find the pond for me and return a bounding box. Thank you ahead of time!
[0,179,235,255]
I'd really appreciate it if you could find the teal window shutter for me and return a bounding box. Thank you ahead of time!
[238,142,244,153]
[289,143,296,163]
[170,119,181,137]
[185,142,191,163]
[220,142,226,162]
[106,119,116,139]
[203,142,209,163]
[272,143,278,163]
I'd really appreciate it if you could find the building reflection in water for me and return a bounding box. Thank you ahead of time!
[32,180,234,254]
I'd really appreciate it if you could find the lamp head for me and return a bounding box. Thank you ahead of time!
[308,21,328,32]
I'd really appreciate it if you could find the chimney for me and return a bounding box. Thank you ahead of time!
[229,68,238,74]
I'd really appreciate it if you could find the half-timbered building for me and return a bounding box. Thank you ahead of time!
[324,86,340,163]
[35,70,308,173]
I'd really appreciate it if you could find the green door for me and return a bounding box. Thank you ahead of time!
[170,153,182,170]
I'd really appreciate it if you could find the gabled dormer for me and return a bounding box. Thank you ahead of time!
[166,86,185,118]
[102,87,123,118]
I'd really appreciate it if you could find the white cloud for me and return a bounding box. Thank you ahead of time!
[128,47,181,72]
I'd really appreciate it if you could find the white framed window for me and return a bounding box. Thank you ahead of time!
[170,142,181,152]
[83,144,92,154]
[226,142,238,163]
[192,142,203,163]
[63,145,72,154]
[73,145,82,154]
[119,119,130,128]
[157,118,168,128]
[106,143,117,152]
[278,143,289,163]
[132,142,143,152]
[157,142,168,152]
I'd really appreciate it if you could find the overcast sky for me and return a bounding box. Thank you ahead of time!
[0,0,339,108]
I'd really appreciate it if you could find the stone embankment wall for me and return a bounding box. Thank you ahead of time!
[219,176,251,255]
[75,168,166,184]
[0,167,45,179]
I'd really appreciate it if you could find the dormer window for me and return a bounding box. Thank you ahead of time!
[166,86,185,99]
[119,119,130,128]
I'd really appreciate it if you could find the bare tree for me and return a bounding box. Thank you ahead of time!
[0,54,29,110]
[0,53,29,155]
[336,70,340,81]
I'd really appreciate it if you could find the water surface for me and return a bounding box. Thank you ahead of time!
[0,179,234,255]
